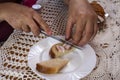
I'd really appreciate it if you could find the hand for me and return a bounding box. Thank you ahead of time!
[65,0,98,46]
[0,3,52,36]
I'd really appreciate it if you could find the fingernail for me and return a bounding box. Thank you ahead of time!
[73,42,78,45]
[65,35,69,40]
[35,30,40,36]
[71,39,74,43]
[34,34,39,37]
[78,43,84,47]
[35,33,40,37]
[47,30,52,35]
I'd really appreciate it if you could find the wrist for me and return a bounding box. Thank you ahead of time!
[0,3,6,21]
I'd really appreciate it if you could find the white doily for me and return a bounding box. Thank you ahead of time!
[0,0,120,80]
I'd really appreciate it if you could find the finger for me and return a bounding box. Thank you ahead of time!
[72,19,86,44]
[13,25,22,31]
[90,23,98,41]
[7,20,22,31]
[79,20,94,46]
[27,19,40,36]
[33,12,52,35]
[22,25,30,33]
[65,17,73,40]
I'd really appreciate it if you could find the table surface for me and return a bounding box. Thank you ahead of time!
[0,0,120,80]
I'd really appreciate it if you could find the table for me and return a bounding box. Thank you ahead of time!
[0,0,120,80]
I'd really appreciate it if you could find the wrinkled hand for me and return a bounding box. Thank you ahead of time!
[65,0,98,46]
[0,3,51,36]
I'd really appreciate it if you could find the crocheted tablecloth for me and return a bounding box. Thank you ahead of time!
[0,0,120,80]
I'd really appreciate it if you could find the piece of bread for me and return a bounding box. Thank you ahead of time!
[90,1,106,30]
[90,1,105,19]
[49,43,73,58]
[90,1,105,24]
[36,58,69,74]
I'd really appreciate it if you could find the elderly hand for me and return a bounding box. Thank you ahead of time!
[65,0,98,46]
[0,2,51,36]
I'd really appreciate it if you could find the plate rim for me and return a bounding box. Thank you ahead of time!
[28,37,96,80]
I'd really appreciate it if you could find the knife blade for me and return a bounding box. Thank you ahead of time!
[40,30,83,50]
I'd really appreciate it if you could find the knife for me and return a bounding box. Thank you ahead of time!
[40,30,83,50]
[40,13,109,50]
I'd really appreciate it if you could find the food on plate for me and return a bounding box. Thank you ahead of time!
[36,58,69,74]
[49,43,74,58]
[90,1,105,23]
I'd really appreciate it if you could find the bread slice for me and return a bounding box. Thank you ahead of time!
[49,43,74,58]
[90,1,106,31]
[90,1,105,18]
[90,1,105,23]
[36,58,69,74]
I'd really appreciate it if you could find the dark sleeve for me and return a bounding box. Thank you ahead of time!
[0,0,22,3]
[0,21,14,42]
[0,0,21,42]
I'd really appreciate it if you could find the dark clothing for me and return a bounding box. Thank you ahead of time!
[0,21,13,42]
[0,0,22,42]
[0,0,37,42]
[0,0,22,3]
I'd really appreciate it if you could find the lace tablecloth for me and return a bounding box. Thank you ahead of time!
[0,0,120,80]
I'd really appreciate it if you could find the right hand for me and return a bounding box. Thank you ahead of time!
[0,2,52,36]
[65,0,98,46]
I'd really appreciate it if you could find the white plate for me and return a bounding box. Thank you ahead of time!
[28,37,96,80]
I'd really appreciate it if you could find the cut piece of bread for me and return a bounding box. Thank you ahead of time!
[90,1,106,31]
[49,43,74,58]
[90,1,105,23]
[90,1,105,19]
[36,58,69,74]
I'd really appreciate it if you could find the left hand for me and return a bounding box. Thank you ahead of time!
[65,0,98,46]
[0,3,52,36]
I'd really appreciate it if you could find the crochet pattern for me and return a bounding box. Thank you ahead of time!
[0,0,120,80]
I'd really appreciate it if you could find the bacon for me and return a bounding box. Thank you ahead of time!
[63,43,71,50]
[56,43,72,52]
[56,45,65,52]
[98,15,105,23]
